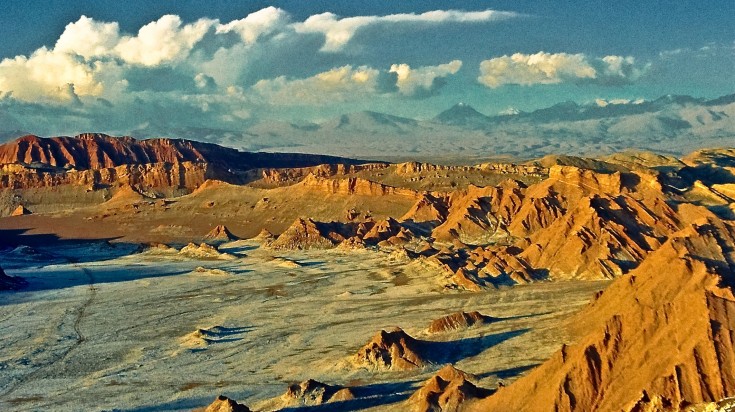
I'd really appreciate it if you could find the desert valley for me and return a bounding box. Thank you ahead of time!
[1,2,734,411]
[0,132,734,411]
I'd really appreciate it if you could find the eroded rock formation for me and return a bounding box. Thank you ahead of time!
[407,365,492,412]
[197,395,250,412]
[353,327,428,371]
[427,311,495,334]
[204,225,237,243]
[469,217,735,412]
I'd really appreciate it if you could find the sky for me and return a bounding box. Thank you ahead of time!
[0,0,733,136]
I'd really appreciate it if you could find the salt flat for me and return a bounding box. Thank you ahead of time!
[0,241,607,411]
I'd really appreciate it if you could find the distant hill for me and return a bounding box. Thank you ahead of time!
[3,92,733,162]
[0,133,365,171]
[433,103,492,128]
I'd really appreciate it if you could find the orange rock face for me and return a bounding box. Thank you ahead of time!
[469,218,735,412]
[0,134,354,171]
[0,161,210,190]
[198,395,250,412]
[0,134,362,191]
[407,365,492,412]
[270,218,355,250]
[353,327,427,371]
[427,311,494,334]
[204,225,237,243]
[297,173,419,197]
[410,163,688,288]
[10,204,31,216]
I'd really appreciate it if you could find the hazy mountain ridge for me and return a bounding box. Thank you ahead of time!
[1,92,733,162]
[207,91,735,160]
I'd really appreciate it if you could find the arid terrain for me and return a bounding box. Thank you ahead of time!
[1,134,735,411]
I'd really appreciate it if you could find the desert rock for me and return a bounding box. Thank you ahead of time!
[471,218,735,411]
[427,311,495,334]
[353,327,427,371]
[179,243,236,260]
[407,365,492,412]
[197,395,250,412]
[282,379,355,406]
[10,204,31,216]
[204,225,238,243]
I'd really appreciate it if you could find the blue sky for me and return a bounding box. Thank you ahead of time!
[0,1,733,135]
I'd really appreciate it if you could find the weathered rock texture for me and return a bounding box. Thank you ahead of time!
[353,327,428,371]
[197,395,250,412]
[281,379,354,406]
[469,217,735,412]
[407,365,492,412]
[204,225,237,243]
[427,311,495,334]
[0,134,361,191]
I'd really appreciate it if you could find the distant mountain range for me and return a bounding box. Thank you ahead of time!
[2,93,733,162]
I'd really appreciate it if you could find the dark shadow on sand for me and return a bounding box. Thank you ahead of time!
[421,328,530,365]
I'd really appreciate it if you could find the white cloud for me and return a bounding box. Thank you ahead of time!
[0,8,515,105]
[252,65,383,105]
[296,9,518,52]
[115,15,215,66]
[216,6,289,44]
[478,52,648,88]
[390,60,462,96]
[0,47,105,101]
[253,60,464,104]
[55,16,121,59]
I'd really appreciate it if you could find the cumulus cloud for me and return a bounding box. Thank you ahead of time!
[389,60,462,97]
[0,7,494,105]
[296,10,518,52]
[55,16,121,59]
[115,15,215,66]
[252,60,463,104]
[0,47,105,101]
[252,65,385,105]
[478,52,648,88]
[216,6,289,44]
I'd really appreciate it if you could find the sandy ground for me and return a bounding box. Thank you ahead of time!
[0,240,607,411]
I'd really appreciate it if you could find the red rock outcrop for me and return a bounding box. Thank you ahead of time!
[430,181,524,245]
[421,164,684,287]
[353,327,428,371]
[469,217,735,412]
[204,225,237,243]
[0,134,355,171]
[258,162,389,185]
[282,379,354,406]
[297,173,419,197]
[407,365,492,412]
[0,161,217,191]
[401,193,451,223]
[427,311,495,333]
[10,205,31,216]
[197,395,250,412]
[270,218,355,250]
[362,217,408,245]
[0,134,363,191]
[394,161,545,177]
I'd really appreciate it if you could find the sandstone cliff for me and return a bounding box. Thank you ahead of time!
[469,216,735,412]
